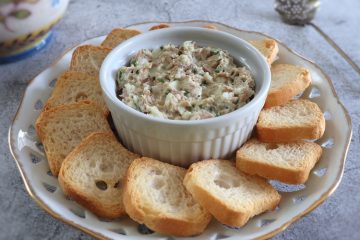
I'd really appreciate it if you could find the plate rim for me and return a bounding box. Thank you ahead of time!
[8,20,353,240]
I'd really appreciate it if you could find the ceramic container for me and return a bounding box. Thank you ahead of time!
[0,0,69,63]
[100,27,271,167]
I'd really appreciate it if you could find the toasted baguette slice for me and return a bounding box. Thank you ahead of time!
[184,160,280,227]
[149,23,170,31]
[35,101,111,176]
[257,99,325,143]
[44,71,108,114]
[58,132,140,219]
[249,38,279,65]
[101,28,141,49]
[70,45,111,76]
[264,64,312,108]
[123,157,211,236]
[236,139,322,184]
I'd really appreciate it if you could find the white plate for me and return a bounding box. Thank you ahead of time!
[8,21,352,240]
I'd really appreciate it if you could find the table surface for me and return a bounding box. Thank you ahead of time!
[0,0,359,239]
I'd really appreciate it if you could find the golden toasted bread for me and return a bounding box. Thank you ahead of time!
[101,28,141,48]
[123,157,211,236]
[236,138,322,184]
[70,45,111,76]
[59,132,140,218]
[35,101,111,175]
[265,64,312,108]
[249,38,279,65]
[44,71,108,114]
[257,99,325,143]
[184,160,281,227]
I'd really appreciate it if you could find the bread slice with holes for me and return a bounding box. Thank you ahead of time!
[249,38,279,65]
[264,64,312,108]
[58,132,140,219]
[35,101,111,176]
[123,157,211,236]
[101,28,141,49]
[257,99,325,143]
[70,45,111,76]
[44,71,108,114]
[183,160,280,227]
[236,139,322,184]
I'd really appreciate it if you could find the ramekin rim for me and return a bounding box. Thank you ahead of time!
[100,26,270,126]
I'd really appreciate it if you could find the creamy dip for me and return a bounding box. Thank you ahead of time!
[116,41,255,120]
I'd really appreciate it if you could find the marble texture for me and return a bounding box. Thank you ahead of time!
[0,0,359,239]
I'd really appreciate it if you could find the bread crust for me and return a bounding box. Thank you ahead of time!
[265,39,279,65]
[257,124,325,143]
[58,132,138,219]
[36,100,108,140]
[149,23,170,31]
[183,160,281,228]
[249,38,279,65]
[59,166,126,219]
[123,157,211,236]
[44,71,109,115]
[101,28,141,48]
[184,177,251,227]
[257,100,325,143]
[35,100,111,176]
[70,45,111,75]
[236,140,323,184]
[264,65,312,108]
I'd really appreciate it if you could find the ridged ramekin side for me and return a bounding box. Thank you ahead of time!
[110,107,261,167]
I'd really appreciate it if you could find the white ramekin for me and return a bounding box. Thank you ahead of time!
[100,27,270,167]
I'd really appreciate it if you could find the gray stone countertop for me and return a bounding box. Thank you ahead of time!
[0,0,359,239]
